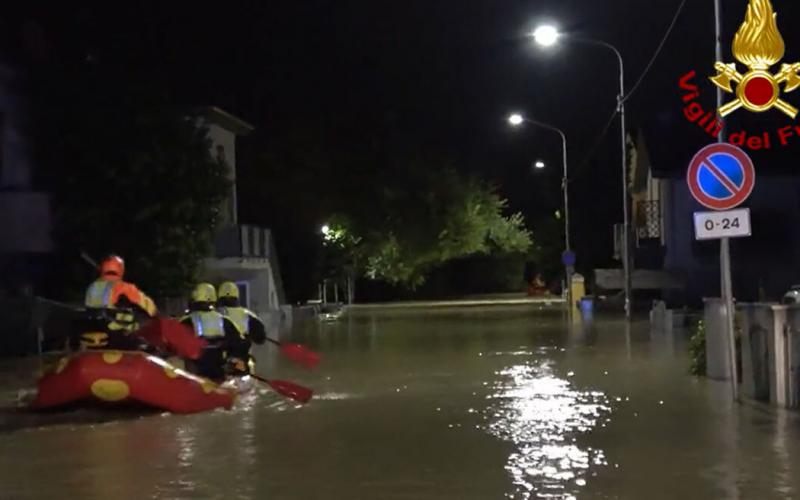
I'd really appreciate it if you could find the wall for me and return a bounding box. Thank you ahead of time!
[202,258,280,313]
[202,122,238,225]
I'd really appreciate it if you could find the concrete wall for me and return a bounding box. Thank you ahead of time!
[738,303,800,408]
[204,123,238,225]
[203,258,280,312]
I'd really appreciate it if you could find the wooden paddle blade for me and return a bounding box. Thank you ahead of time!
[280,343,321,369]
[264,378,313,404]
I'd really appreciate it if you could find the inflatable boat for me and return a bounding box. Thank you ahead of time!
[32,350,247,414]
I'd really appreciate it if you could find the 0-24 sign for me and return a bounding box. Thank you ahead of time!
[694,208,751,241]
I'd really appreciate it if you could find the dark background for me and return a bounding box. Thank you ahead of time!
[5,0,800,299]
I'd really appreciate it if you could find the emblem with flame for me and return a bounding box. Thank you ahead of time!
[711,0,800,118]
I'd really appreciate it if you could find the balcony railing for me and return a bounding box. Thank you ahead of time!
[212,224,286,305]
[635,200,662,242]
[214,224,273,259]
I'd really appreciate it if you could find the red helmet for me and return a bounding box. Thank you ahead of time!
[100,255,125,278]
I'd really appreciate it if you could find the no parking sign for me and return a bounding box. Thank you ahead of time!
[687,143,755,240]
[687,143,755,211]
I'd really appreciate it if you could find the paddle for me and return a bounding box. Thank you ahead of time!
[250,374,313,404]
[264,337,321,369]
[137,317,207,360]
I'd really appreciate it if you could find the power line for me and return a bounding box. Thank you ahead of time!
[568,108,618,184]
[570,0,688,182]
[622,0,688,104]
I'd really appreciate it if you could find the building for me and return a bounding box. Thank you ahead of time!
[0,62,52,294]
[631,119,800,306]
[195,107,289,328]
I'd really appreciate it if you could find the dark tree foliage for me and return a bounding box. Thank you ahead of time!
[240,124,532,298]
[31,64,229,297]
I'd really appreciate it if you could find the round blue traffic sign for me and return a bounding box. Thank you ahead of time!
[687,143,755,211]
[562,250,576,267]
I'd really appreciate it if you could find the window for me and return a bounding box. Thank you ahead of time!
[236,281,250,309]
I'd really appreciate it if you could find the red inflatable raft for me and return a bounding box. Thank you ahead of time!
[32,351,241,414]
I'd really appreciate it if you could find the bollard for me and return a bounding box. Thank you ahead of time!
[571,273,586,315]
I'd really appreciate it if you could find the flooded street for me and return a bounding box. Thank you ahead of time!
[1,305,800,499]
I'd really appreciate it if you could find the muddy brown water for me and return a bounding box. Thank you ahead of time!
[0,306,798,499]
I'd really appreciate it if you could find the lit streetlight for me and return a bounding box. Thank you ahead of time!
[530,24,632,318]
[508,113,524,126]
[532,25,560,47]
[508,113,572,314]
[321,224,331,236]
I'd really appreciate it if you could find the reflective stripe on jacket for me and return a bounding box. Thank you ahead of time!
[218,306,250,335]
[85,280,116,308]
[186,311,226,339]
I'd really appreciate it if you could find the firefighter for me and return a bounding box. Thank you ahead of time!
[78,255,158,350]
[180,283,249,380]
[216,281,268,374]
[215,282,268,345]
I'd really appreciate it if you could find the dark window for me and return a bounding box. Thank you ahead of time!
[236,282,249,308]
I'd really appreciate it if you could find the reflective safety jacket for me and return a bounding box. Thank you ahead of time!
[183,311,226,339]
[180,310,250,363]
[84,279,158,317]
[216,306,267,345]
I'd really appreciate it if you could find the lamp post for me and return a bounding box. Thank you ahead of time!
[508,113,572,314]
[532,26,632,318]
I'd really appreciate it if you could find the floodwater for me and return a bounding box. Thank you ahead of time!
[1,305,800,499]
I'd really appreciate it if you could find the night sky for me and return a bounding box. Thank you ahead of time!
[7,0,800,270]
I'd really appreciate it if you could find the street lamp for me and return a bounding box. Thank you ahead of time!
[508,113,572,315]
[532,25,560,47]
[534,160,546,169]
[321,224,331,236]
[508,113,524,126]
[530,25,632,318]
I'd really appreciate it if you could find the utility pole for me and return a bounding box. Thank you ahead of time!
[715,0,739,402]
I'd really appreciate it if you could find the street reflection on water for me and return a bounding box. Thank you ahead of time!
[485,356,610,499]
[0,305,799,499]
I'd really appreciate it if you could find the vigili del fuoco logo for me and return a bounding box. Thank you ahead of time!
[679,0,800,150]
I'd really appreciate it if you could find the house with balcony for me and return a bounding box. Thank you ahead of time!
[626,115,800,306]
[594,131,684,302]
[195,107,289,327]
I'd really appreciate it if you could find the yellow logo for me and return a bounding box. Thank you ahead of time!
[711,0,800,118]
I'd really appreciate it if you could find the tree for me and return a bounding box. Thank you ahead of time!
[32,64,230,297]
[241,122,534,299]
[330,169,533,288]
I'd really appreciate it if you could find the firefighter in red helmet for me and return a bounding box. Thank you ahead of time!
[76,255,158,350]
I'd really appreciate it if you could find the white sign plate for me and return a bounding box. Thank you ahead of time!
[694,208,751,240]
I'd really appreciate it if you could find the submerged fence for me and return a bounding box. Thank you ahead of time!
[706,302,800,409]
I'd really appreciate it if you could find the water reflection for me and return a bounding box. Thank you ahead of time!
[485,360,610,499]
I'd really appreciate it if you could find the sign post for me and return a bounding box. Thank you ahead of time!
[562,250,577,317]
[714,0,738,403]
[687,142,756,403]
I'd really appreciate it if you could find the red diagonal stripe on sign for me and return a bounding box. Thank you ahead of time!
[701,160,741,197]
